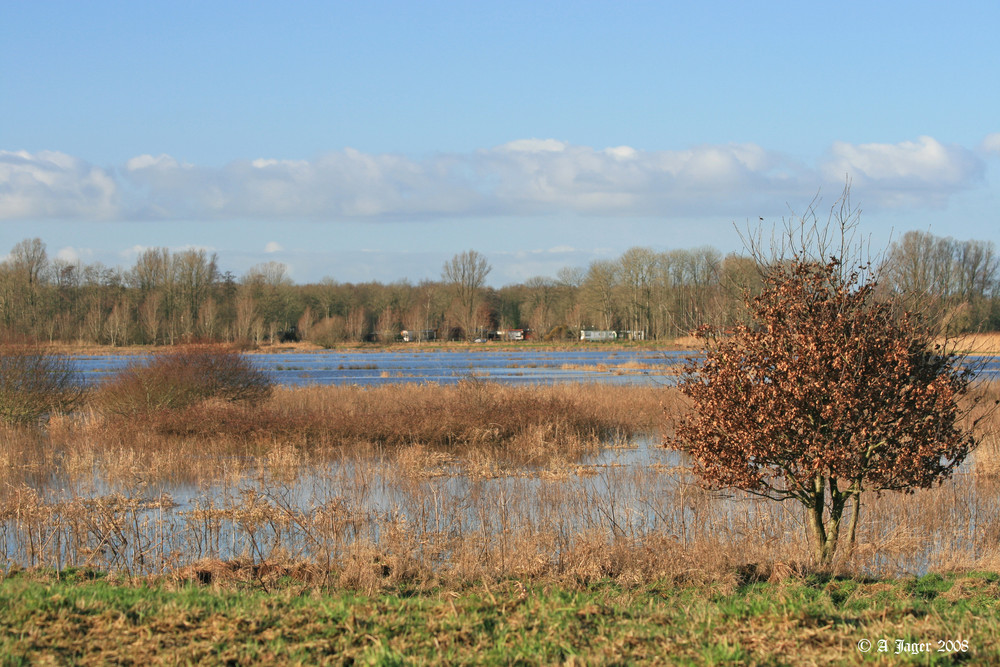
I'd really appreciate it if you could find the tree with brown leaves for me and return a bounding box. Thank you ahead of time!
[669,250,986,567]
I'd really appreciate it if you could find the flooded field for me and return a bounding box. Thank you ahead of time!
[6,427,1000,582]
[68,348,1000,388]
[71,348,691,387]
[4,352,1000,584]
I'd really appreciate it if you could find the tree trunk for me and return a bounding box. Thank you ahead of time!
[808,500,832,566]
[843,493,861,559]
[807,477,850,568]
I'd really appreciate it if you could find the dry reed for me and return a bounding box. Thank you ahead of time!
[3,380,1000,592]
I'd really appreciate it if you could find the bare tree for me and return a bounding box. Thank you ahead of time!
[4,238,49,330]
[173,249,219,336]
[9,238,48,288]
[105,298,131,347]
[618,247,657,338]
[581,259,619,331]
[130,247,172,292]
[376,306,399,343]
[887,231,1000,332]
[138,293,162,344]
[442,250,491,340]
[233,292,257,344]
[197,297,219,339]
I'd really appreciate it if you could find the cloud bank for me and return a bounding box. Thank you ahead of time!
[0,150,118,219]
[0,136,987,222]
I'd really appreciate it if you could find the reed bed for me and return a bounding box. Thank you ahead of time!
[947,331,1000,355]
[3,381,1000,592]
[557,361,682,375]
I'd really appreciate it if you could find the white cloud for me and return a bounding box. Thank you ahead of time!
[0,138,989,223]
[821,136,983,207]
[475,141,801,216]
[55,246,81,263]
[122,244,151,258]
[0,150,118,219]
[603,146,637,160]
[119,243,215,258]
[126,154,183,171]
[982,133,1000,154]
[499,138,568,153]
[264,241,283,253]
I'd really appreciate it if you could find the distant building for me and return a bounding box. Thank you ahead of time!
[580,330,617,342]
[401,329,437,342]
[496,329,525,341]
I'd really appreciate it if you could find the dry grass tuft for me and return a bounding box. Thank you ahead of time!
[947,332,1000,355]
[91,344,271,417]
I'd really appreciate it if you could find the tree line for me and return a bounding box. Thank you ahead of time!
[0,230,997,347]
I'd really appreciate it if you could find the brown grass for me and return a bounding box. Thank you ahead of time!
[91,344,272,417]
[59,381,668,482]
[4,380,1000,592]
[557,361,682,375]
[946,332,1000,355]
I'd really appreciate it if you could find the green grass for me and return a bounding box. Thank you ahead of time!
[1,570,999,665]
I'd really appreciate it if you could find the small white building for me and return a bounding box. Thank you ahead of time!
[401,329,437,342]
[580,330,617,342]
[497,329,525,341]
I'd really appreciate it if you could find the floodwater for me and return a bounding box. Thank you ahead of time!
[4,348,999,577]
[70,348,694,387]
[69,348,1000,388]
[5,428,996,579]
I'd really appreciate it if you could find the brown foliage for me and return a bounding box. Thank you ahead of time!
[92,344,272,417]
[668,257,986,566]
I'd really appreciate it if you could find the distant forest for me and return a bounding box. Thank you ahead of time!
[1,230,997,346]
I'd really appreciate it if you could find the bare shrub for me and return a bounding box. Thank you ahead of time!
[307,316,349,348]
[0,342,82,424]
[92,344,272,417]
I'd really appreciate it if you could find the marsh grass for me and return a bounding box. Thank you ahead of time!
[91,344,271,417]
[3,380,1000,598]
[948,331,1000,355]
[76,380,664,465]
[557,360,682,375]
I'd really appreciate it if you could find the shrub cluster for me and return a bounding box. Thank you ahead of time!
[93,345,272,417]
[0,343,82,424]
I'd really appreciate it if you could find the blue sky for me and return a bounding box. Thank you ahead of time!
[2,1,999,285]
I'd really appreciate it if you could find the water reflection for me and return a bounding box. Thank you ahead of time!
[70,348,1000,389]
[70,349,693,387]
[5,433,999,579]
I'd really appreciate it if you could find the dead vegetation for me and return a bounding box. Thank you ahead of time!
[90,344,272,417]
[0,342,82,425]
[3,360,1000,591]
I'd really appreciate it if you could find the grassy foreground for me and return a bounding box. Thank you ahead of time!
[1,570,998,665]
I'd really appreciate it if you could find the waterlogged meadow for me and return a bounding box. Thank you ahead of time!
[4,372,1000,586]
[70,346,691,387]
[5,345,1000,662]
